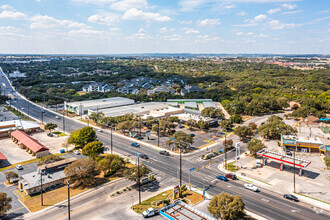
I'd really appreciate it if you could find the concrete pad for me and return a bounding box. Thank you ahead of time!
[0,138,34,164]
[29,132,68,154]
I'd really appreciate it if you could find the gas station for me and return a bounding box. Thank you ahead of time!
[257,149,311,176]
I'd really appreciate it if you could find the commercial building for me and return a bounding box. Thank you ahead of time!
[89,102,182,118]
[0,120,41,137]
[64,97,135,115]
[281,134,330,156]
[18,158,77,195]
[11,130,49,158]
[0,152,7,167]
[167,99,216,111]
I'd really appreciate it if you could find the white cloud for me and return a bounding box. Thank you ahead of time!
[247,32,254,35]
[180,20,193,25]
[266,19,296,29]
[282,3,297,10]
[267,8,281,14]
[236,11,247,16]
[159,27,168,33]
[160,34,182,41]
[257,33,269,37]
[69,29,103,35]
[223,4,235,9]
[71,0,116,4]
[179,0,208,12]
[126,28,152,40]
[0,26,22,36]
[282,9,303,15]
[236,32,243,36]
[88,13,119,26]
[195,34,221,43]
[197,18,221,27]
[123,8,170,22]
[254,14,267,22]
[110,0,147,11]
[30,15,88,29]
[110,27,120,31]
[183,27,199,34]
[0,5,27,20]
[0,5,13,10]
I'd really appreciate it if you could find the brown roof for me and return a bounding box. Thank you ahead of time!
[0,152,7,160]
[11,130,49,153]
[38,157,77,171]
[306,115,319,123]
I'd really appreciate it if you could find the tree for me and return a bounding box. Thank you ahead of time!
[38,155,64,165]
[68,126,97,148]
[89,112,105,123]
[5,172,18,183]
[172,131,194,152]
[201,107,224,119]
[248,122,257,130]
[82,141,104,160]
[123,164,150,183]
[0,192,12,216]
[186,119,197,130]
[116,121,132,134]
[234,126,253,141]
[220,120,233,130]
[230,114,242,124]
[44,123,57,134]
[277,97,289,109]
[207,192,245,220]
[291,104,300,110]
[258,120,296,140]
[197,120,210,130]
[247,139,265,157]
[324,157,330,169]
[64,158,101,188]
[98,154,124,175]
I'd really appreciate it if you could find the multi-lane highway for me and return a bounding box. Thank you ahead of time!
[1,67,329,220]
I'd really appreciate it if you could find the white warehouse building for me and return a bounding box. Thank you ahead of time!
[64,97,135,115]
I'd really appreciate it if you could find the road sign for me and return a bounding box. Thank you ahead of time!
[235,142,241,149]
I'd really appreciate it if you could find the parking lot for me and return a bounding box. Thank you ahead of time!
[29,132,69,154]
[0,152,87,219]
[0,106,17,121]
[129,126,221,151]
[0,137,34,165]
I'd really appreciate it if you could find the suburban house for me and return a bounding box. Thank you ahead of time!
[147,86,175,95]
[0,120,41,137]
[117,84,139,95]
[82,82,114,93]
[11,130,49,158]
[180,85,207,96]
[18,158,77,195]
[299,115,320,128]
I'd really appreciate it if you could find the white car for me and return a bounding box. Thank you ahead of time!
[15,164,23,170]
[244,184,258,192]
[73,150,81,155]
[55,116,60,119]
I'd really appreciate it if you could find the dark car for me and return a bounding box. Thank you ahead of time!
[225,173,237,180]
[131,142,140,148]
[189,133,195,137]
[138,153,149,160]
[159,150,170,156]
[216,175,228,181]
[286,150,292,156]
[283,194,299,202]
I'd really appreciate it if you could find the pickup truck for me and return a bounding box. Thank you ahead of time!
[142,208,159,218]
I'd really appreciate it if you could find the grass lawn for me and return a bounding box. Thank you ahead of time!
[19,187,89,212]
[227,161,240,172]
[132,189,204,214]
[52,131,67,136]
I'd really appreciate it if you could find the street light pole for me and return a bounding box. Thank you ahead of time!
[41,111,44,124]
[67,181,71,220]
[40,171,43,206]
[293,150,296,193]
[63,111,65,133]
[180,147,182,191]
[157,120,160,147]
[139,116,142,137]
[110,126,113,154]
[224,127,227,170]
[137,156,141,204]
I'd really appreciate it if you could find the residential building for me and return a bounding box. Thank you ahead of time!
[147,86,175,95]
[117,84,139,95]
[0,120,41,137]
[11,130,49,158]
[82,82,114,93]
[18,158,77,195]
[180,85,207,96]
[64,97,135,115]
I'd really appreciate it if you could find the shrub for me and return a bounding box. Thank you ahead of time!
[123,188,127,192]
[201,154,204,159]
[116,191,120,194]
[149,175,155,180]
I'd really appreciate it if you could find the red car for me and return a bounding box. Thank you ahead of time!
[225,173,237,180]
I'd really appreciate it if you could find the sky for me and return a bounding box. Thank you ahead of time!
[0,0,329,54]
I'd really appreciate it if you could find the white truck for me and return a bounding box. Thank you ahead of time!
[142,208,159,218]
[244,184,259,192]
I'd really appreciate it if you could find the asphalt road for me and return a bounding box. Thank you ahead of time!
[1,67,329,220]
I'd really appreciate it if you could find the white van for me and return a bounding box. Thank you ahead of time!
[256,159,262,167]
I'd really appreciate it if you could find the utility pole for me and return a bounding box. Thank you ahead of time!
[63,111,65,133]
[110,126,113,154]
[157,120,160,147]
[293,150,296,193]
[41,111,44,124]
[139,115,142,137]
[67,180,71,220]
[224,127,227,170]
[179,147,182,189]
[40,171,43,206]
[137,156,141,204]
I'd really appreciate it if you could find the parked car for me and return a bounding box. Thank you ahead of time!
[286,150,292,156]
[21,107,25,110]
[283,194,299,202]
[55,115,60,119]
[98,129,103,132]
[216,175,228,181]
[159,150,170,156]
[189,133,195,137]
[131,142,140,148]
[178,124,184,128]
[142,208,159,218]
[225,173,237,180]
[15,164,23,170]
[136,136,144,140]
[73,150,80,155]
[244,184,259,192]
